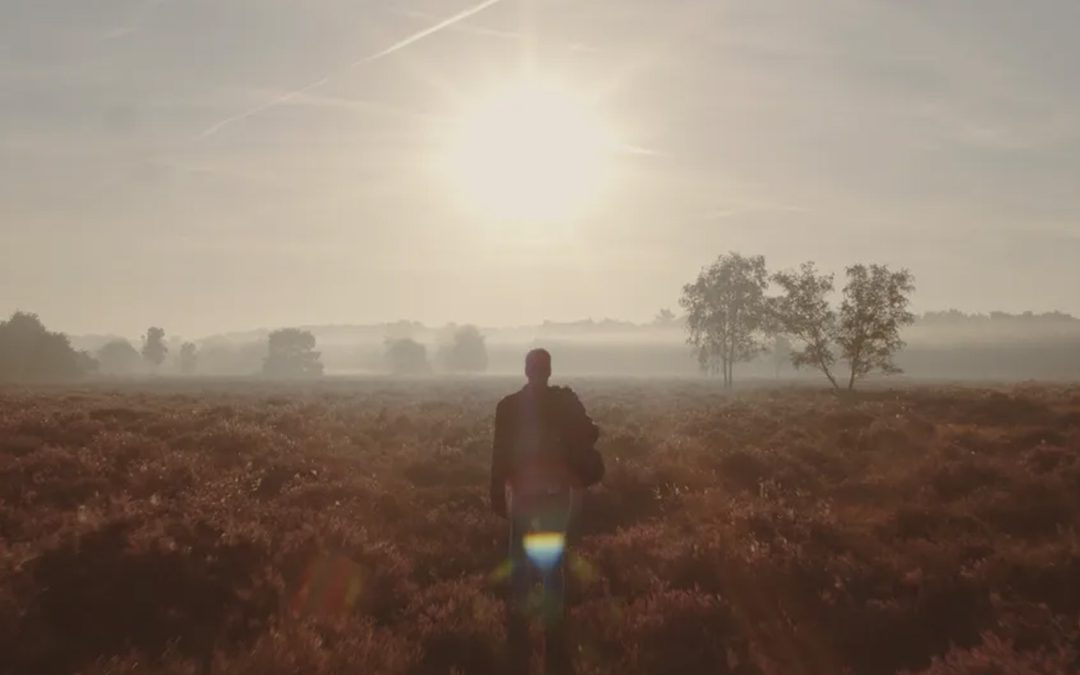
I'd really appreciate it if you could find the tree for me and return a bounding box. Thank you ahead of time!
[679,252,770,387]
[439,325,488,373]
[653,308,677,326]
[385,338,431,375]
[263,329,324,377]
[178,342,198,375]
[142,327,168,369]
[97,339,141,376]
[76,350,99,376]
[0,311,86,381]
[836,264,915,389]
[772,262,841,388]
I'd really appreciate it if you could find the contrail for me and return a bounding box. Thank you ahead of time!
[197,0,505,140]
[352,0,505,66]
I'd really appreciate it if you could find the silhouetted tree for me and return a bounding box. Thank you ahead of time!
[142,327,168,369]
[263,329,323,377]
[773,262,841,388]
[385,338,431,375]
[76,350,99,376]
[97,339,141,376]
[440,325,488,373]
[178,342,198,375]
[0,311,86,381]
[837,264,915,389]
[653,308,677,326]
[679,253,770,387]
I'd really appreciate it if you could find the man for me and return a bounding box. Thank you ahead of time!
[491,348,602,675]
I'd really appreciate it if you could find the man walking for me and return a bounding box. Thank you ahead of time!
[491,349,603,675]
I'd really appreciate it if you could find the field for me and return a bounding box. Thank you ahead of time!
[2,379,1079,675]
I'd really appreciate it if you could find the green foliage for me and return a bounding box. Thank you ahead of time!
[262,329,323,377]
[680,253,771,387]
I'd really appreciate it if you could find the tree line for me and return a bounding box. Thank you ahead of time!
[681,252,915,389]
[0,313,490,381]
[0,251,912,385]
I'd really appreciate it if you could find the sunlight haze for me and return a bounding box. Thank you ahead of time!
[2,0,1079,337]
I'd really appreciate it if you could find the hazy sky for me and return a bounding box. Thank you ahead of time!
[3,0,1079,338]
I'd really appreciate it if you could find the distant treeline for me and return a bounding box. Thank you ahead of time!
[3,308,1080,382]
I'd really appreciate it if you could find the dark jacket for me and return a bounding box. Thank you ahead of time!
[490,385,601,517]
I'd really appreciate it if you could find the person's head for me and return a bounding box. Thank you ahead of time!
[525,348,552,386]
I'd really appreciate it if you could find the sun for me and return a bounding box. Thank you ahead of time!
[444,79,613,223]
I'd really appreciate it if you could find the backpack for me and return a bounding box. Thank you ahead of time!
[552,387,604,488]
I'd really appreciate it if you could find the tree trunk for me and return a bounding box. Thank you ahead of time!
[822,365,840,390]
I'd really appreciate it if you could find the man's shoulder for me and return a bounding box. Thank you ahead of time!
[548,385,581,401]
[496,386,583,410]
[496,390,524,412]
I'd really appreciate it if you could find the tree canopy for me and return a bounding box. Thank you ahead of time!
[262,329,324,377]
[439,325,488,373]
[836,264,916,389]
[679,253,771,387]
[771,261,915,389]
[97,339,142,376]
[0,311,90,381]
[385,338,431,375]
[142,327,168,368]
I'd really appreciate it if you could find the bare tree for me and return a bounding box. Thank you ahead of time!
[772,262,841,389]
[179,342,198,375]
[679,253,770,388]
[142,327,168,369]
[837,264,916,389]
[263,329,324,377]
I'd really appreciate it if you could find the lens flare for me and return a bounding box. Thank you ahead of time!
[523,531,566,571]
[289,553,365,618]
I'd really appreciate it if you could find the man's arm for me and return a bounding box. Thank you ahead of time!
[490,399,511,517]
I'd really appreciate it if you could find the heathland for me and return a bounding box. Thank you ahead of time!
[2,379,1078,674]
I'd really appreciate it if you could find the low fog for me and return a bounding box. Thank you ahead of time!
[57,311,1080,381]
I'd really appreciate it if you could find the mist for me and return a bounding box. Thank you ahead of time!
[4,0,1080,337]
[53,310,1079,382]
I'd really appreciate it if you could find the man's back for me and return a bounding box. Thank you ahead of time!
[490,349,601,675]
[491,385,598,514]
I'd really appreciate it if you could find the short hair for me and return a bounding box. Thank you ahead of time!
[525,348,552,380]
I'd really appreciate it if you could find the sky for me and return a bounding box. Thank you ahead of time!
[2,0,1079,339]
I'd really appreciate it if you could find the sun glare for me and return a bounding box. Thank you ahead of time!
[445,79,613,223]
